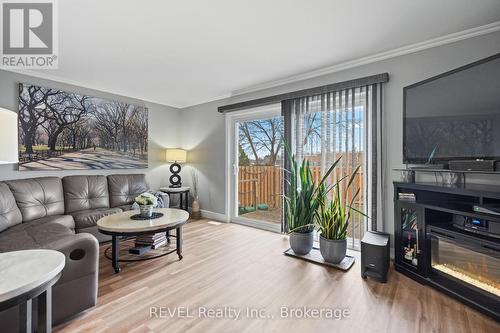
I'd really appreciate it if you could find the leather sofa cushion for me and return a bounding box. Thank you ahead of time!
[71,207,122,229]
[63,175,110,213]
[108,174,148,208]
[77,226,112,243]
[0,183,22,232]
[6,177,65,222]
[0,217,74,252]
[31,214,76,230]
[3,215,75,231]
[116,204,134,211]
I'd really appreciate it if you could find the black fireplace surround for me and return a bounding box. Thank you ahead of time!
[394,182,500,321]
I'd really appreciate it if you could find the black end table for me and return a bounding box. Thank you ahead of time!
[160,186,190,211]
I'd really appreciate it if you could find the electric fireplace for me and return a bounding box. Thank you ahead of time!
[430,233,500,297]
[394,181,500,321]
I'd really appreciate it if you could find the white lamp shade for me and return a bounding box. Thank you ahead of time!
[165,148,187,163]
[0,109,18,164]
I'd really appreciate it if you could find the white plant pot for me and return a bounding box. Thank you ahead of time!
[139,204,153,218]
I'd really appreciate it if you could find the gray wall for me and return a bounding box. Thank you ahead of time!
[180,31,500,236]
[0,70,182,190]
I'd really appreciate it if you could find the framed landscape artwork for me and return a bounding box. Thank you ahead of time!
[18,83,148,171]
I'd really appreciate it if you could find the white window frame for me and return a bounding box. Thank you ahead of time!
[224,103,282,233]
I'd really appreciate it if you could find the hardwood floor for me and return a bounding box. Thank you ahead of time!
[55,220,500,333]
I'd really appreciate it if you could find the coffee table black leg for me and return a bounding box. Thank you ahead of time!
[19,299,32,333]
[180,194,183,210]
[166,229,171,243]
[37,287,52,333]
[112,236,121,273]
[176,226,183,260]
[185,192,189,211]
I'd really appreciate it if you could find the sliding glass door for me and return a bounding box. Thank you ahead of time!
[228,104,283,232]
[227,88,373,244]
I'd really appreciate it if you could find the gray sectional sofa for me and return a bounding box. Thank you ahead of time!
[0,173,151,331]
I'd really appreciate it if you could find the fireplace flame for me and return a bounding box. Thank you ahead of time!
[434,264,500,297]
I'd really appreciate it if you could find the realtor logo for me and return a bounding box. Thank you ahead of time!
[1,0,58,68]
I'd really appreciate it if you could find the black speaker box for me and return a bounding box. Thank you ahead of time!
[361,231,390,283]
[449,159,499,172]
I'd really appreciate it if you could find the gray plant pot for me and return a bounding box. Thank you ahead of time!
[289,231,314,255]
[319,236,347,264]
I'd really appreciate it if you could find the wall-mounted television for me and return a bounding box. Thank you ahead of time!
[403,53,500,165]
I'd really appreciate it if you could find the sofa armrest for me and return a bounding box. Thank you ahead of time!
[47,233,99,284]
[158,192,170,208]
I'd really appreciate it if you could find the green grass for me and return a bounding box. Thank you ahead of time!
[19,144,73,152]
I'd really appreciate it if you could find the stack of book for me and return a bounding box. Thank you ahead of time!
[398,192,416,202]
[134,232,167,249]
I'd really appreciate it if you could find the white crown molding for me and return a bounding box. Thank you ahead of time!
[178,93,233,109]
[0,67,236,109]
[232,21,500,96]
[0,67,190,109]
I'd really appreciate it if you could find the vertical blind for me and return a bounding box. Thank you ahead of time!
[282,83,384,246]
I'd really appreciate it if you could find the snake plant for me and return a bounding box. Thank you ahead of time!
[315,160,364,240]
[284,145,340,233]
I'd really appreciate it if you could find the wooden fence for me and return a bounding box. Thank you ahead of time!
[238,165,365,209]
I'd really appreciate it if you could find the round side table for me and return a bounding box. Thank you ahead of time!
[160,186,190,211]
[0,249,65,333]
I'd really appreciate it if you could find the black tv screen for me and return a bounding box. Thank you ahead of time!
[404,53,500,164]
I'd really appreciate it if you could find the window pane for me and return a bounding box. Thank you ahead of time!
[237,116,283,225]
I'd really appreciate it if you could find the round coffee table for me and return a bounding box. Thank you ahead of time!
[97,208,189,273]
[0,249,65,333]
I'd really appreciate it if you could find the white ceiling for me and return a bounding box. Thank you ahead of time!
[24,0,500,108]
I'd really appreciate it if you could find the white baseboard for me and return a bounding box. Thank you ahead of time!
[200,209,228,222]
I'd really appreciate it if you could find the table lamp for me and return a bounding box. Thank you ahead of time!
[165,148,187,188]
[0,108,19,164]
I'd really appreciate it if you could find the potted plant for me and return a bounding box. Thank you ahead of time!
[135,193,158,218]
[316,162,363,264]
[284,149,340,255]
